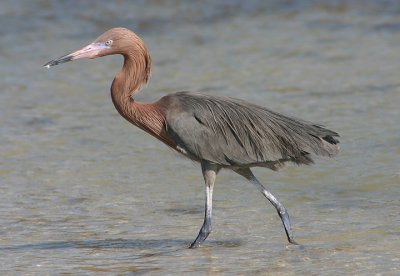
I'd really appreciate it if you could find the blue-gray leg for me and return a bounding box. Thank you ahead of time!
[234,168,298,245]
[189,161,220,249]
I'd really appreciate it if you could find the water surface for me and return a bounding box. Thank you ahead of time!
[0,0,399,274]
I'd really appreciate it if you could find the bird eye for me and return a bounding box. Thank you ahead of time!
[105,39,113,46]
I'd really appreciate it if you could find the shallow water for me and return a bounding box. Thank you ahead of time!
[1,0,399,274]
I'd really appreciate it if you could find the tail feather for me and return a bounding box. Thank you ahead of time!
[291,126,339,166]
[322,134,339,145]
[305,124,339,156]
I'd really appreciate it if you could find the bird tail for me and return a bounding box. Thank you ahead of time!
[285,123,339,166]
[312,125,340,157]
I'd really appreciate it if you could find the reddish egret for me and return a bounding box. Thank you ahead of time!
[44,27,339,248]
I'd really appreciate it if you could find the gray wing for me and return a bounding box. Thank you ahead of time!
[164,92,339,167]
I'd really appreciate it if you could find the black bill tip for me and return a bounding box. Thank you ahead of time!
[44,55,73,68]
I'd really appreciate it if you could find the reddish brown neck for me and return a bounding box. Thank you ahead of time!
[110,53,175,147]
[111,54,145,116]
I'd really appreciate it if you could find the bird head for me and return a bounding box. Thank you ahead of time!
[44,27,147,68]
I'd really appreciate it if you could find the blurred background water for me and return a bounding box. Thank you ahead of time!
[0,0,399,274]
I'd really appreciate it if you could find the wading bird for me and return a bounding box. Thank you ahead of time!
[44,27,339,248]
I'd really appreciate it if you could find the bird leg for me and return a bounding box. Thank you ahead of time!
[234,168,298,245]
[189,161,220,249]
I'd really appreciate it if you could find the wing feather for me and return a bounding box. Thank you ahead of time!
[164,92,339,167]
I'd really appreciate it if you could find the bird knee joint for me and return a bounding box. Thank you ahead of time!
[278,208,287,216]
